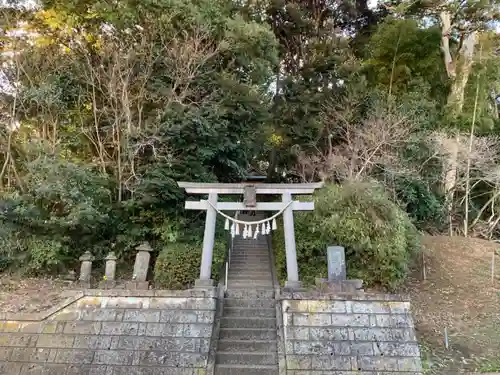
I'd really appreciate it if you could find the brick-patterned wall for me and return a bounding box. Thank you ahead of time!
[0,289,217,375]
[280,293,422,375]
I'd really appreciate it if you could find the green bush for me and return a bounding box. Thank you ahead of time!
[153,238,226,289]
[0,156,112,274]
[272,181,420,290]
[392,174,446,233]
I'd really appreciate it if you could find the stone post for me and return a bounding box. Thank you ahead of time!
[129,242,152,290]
[314,245,364,294]
[99,252,117,289]
[105,252,118,280]
[79,251,94,288]
[282,192,301,289]
[327,246,346,281]
[195,193,218,288]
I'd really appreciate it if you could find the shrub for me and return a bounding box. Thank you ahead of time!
[153,238,226,289]
[272,181,420,290]
[0,156,112,275]
[392,174,446,233]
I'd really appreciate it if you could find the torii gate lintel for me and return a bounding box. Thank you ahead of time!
[177,182,324,289]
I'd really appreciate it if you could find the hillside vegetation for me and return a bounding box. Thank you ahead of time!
[0,0,498,295]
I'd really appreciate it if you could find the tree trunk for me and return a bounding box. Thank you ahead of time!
[491,90,499,120]
[446,31,478,115]
[464,42,482,237]
[440,11,478,234]
[443,134,459,235]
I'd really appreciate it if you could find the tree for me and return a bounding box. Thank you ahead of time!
[264,0,364,181]
[0,0,280,272]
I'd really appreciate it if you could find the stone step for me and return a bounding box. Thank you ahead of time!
[233,251,269,253]
[228,274,272,280]
[231,251,269,256]
[219,328,277,340]
[227,284,273,290]
[227,279,273,285]
[230,264,272,270]
[227,273,273,279]
[221,317,276,329]
[229,268,272,274]
[233,247,268,250]
[227,280,274,288]
[232,249,268,253]
[227,282,274,290]
[227,286,274,293]
[232,244,268,248]
[216,351,277,366]
[224,298,276,309]
[225,289,275,299]
[228,271,272,277]
[226,283,274,290]
[217,339,277,352]
[227,275,272,281]
[232,247,268,250]
[232,247,268,251]
[230,263,271,267]
[223,307,276,318]
[230,260,270,265]
[230,255,270,260]
[214,364,278,375]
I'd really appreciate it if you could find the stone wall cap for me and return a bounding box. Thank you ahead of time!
[278,291,410,302]
[0,287,219,322]
[135,242,153,252]
[81,287,218,298]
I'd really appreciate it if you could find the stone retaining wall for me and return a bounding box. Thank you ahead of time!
[280,292,422,375]
[0,288,217,375]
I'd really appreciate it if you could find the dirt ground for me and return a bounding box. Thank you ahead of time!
[400,235,500,374]
[0,276,74,314]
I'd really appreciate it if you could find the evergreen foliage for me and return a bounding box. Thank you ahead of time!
[0,0,499,288]
[272,182,420,290]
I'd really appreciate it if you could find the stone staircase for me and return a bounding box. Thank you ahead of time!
[215,213,278,375]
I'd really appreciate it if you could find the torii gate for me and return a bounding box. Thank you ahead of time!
[177,182,324,289]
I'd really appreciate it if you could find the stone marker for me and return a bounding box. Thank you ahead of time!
[79,251,94,288]
[127,242,152,290]
[99,252,118,288]
[327,246,346,281]
[105,252,118,281]
[133,242,153,282]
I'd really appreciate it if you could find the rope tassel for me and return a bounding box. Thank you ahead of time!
[204,200,293,240]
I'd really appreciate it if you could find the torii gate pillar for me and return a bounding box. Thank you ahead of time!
[177,182,323,289]
[282,191,301,289]
[198,193,217,287]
